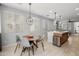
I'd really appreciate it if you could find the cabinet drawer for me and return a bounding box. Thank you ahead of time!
[53,36,61,47]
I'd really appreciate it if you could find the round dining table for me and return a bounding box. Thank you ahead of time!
[23,35,39,48]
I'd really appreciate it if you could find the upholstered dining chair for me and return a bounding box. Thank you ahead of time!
[14,33,26,53]
[14,34,34,56]
[36,35,45,51]
[20,35,34,56]
[14,35,21,53]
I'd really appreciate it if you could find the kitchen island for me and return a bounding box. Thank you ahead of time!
[47,31,69,47]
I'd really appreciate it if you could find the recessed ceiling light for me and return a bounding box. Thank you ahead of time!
[49,10,53,13]
[75,8,79,11]
[49,9,56,13]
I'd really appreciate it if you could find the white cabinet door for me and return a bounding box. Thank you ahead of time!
[2,11,15,33]
[15,14,25,33]
[47,32,53,43]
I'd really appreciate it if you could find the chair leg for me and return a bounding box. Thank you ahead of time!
[32,46,34,55]
[41,41,44,51]
[14,44,18,53]
[33,41,38,48]
[28,47,30,56]
[23,47,27,53]
[20,47,25,56]
[18,44,20,48]
[36,41,38,50]
[36,41,38,47]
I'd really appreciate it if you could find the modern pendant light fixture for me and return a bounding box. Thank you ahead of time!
[54,11,59,30]
[26,3,33,25]
[68,17,72,22]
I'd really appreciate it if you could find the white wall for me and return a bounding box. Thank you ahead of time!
[47,20,53,31]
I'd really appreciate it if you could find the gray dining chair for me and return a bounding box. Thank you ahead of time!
[36,35,45,51]
[20,35,34,56]
[14,33,27,53]
[14,34,34,56]
[14,35,21,53]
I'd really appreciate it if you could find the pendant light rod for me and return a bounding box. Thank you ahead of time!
[59,15,61,20]
[29,3,31,18]
[54,12,56,20]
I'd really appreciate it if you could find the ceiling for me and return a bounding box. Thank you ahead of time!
[2,3,79,21]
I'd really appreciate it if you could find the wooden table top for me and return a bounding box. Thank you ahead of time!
[23,35,39,41]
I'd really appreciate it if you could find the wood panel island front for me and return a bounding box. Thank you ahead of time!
[53,31,69,47]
